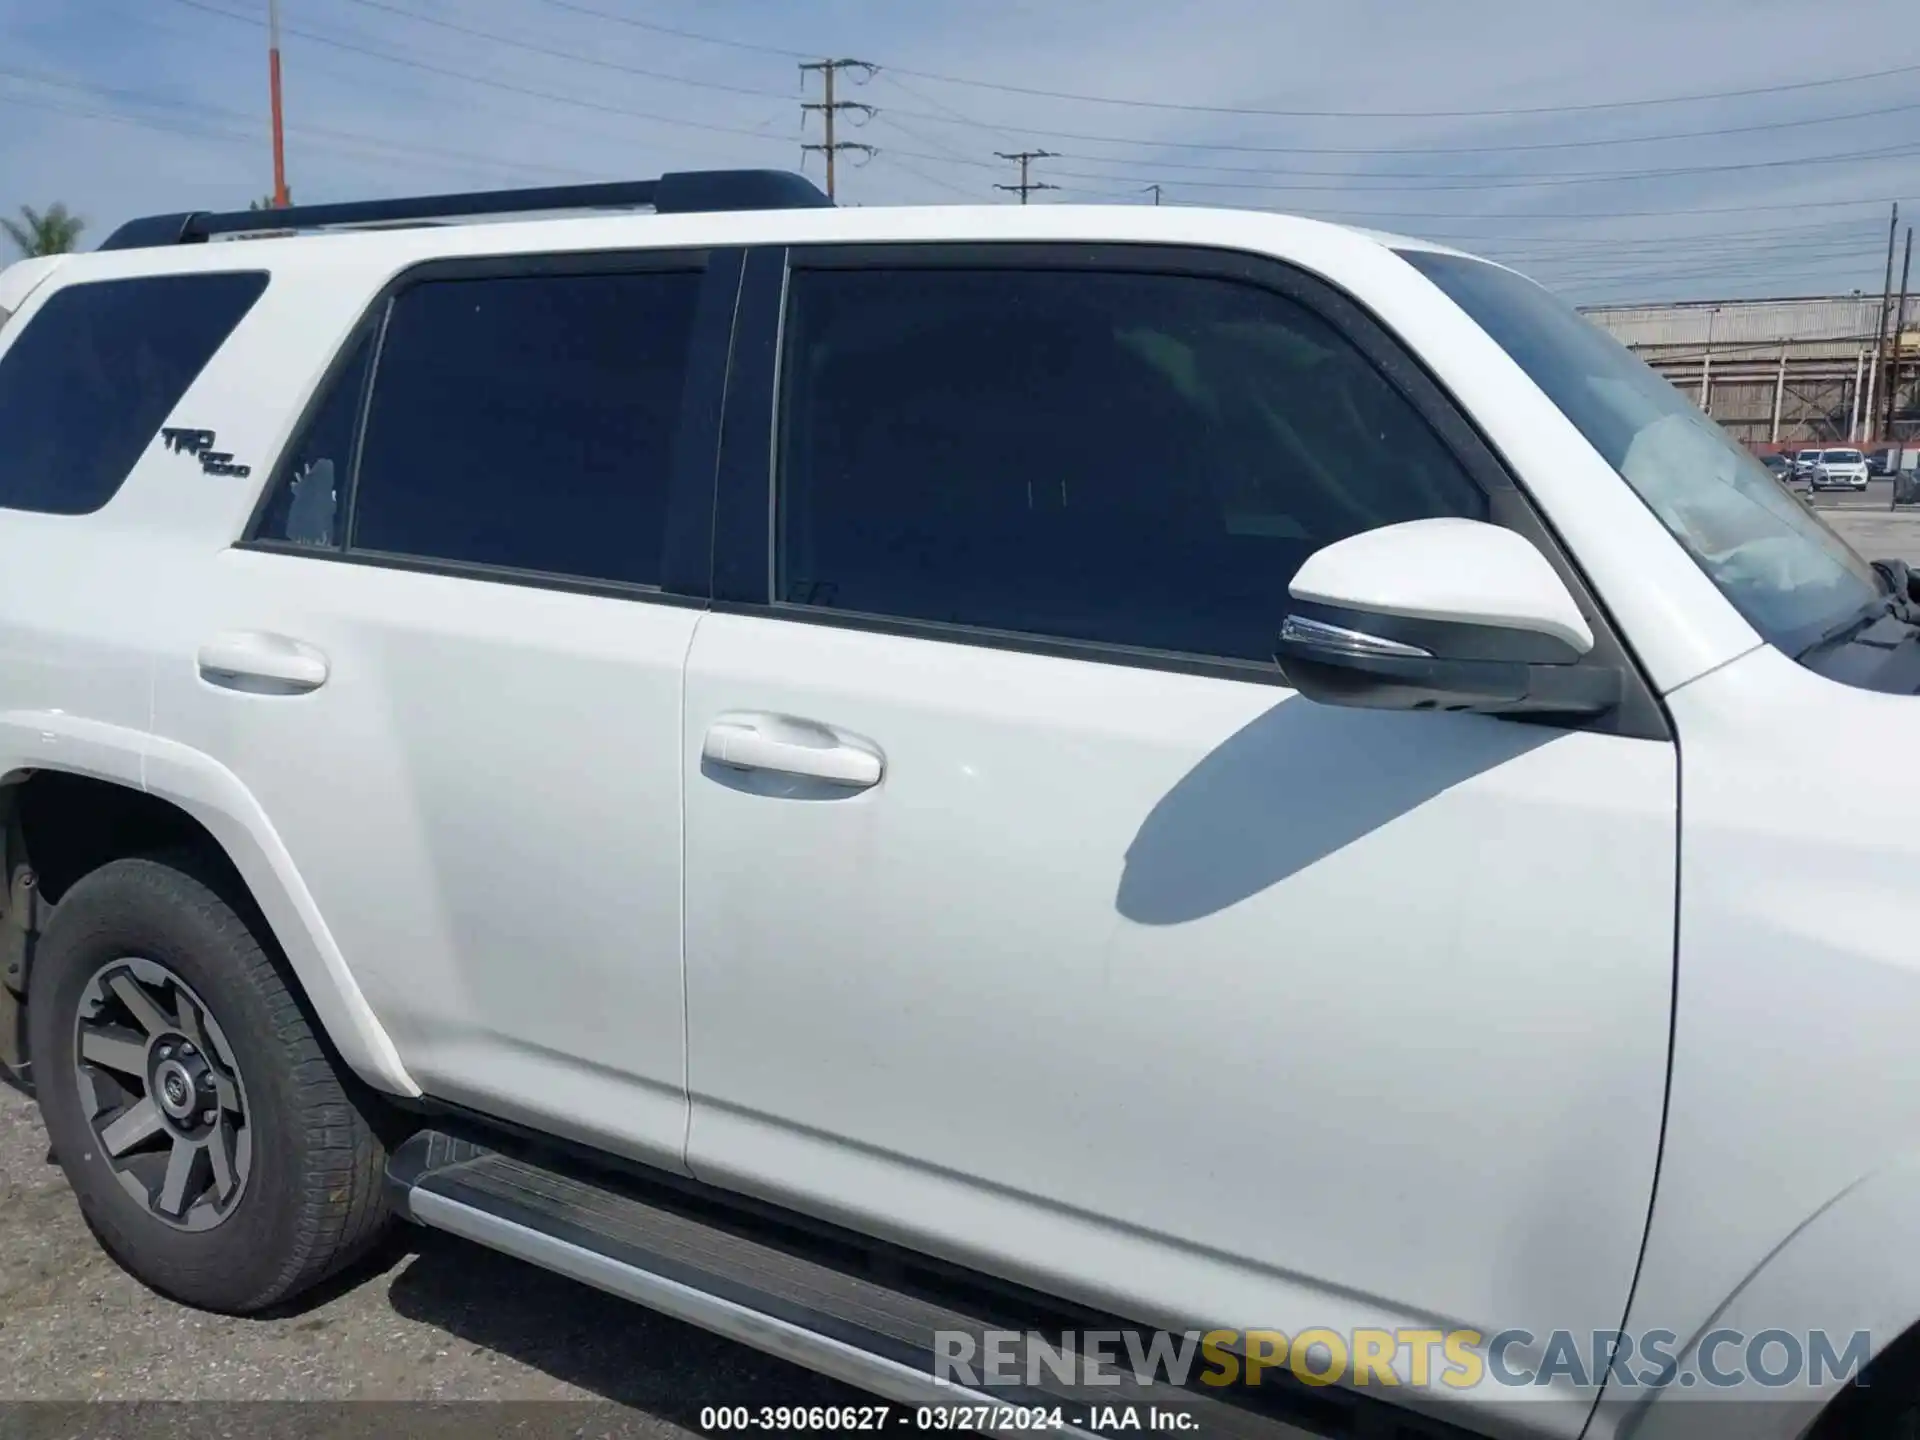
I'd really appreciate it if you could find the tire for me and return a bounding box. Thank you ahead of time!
[27,855,391,1313]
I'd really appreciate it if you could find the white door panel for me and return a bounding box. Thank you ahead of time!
[684,612,1676,1397]
[150,549,698,1167]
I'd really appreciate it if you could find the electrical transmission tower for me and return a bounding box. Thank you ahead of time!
[995,150,1059,204]
[800,59,878,201]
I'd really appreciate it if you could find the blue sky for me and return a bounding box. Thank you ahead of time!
[1,0,1917,304]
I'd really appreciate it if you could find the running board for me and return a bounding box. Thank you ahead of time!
[386,1129,1348,1439]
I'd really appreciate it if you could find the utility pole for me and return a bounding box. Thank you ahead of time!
[1884,226,1913,449]
[1142,184,1163,206]
[1851,349,1866,441]
[1699,306,1719,413]
[995,151,1059,204]
[1869,203,1899,443]
[799,59,877,202]
[267,0,289,206]
[1771,344,1787,444]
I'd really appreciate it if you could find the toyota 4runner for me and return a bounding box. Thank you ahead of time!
[3,171,1920,1440]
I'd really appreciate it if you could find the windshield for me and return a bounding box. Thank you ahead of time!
[1823,450,1864,463]
[1399,250,1880,656]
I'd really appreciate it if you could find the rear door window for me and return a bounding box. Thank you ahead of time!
[0,272,268,515]
[345,270,702,587]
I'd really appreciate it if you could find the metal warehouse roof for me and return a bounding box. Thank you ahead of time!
[1578,294,1895,350]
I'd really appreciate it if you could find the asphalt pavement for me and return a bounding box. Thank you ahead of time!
[1802,476,1920,565]
[0,1078,865,1438]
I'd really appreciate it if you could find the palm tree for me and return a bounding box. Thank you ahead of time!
[1,203,85,258]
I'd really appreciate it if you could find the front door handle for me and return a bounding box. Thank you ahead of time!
[702,713,883,789]
[197,632,330,695]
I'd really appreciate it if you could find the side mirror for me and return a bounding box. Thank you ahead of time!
[1275,518,1620,718]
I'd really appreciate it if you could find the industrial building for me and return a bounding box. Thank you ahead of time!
[1580,294,1918,449]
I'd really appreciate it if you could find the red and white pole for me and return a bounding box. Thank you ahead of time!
[268,0,289,207]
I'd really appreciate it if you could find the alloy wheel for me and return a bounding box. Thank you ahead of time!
[70,956,252,1232]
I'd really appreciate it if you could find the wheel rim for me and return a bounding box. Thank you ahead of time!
[71,957,252,1232]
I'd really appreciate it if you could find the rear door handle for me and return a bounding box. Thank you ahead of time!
[197,632,330,695]
[702,713,883,789]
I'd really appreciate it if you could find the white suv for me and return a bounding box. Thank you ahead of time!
[3,172,1918,1440]
[1810,448,1871,491]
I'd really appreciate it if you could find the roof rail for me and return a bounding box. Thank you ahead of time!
[97,169,832,252]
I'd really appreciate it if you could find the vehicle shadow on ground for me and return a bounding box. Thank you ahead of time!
[381,1228,872,1420]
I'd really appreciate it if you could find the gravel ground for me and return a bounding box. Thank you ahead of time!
[0,1078,866,1439]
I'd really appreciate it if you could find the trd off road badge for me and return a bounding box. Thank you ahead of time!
[160,427,252,478]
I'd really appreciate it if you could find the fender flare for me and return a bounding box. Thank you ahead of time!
[1594,1153,1920,1440]
[1,710,419,1097]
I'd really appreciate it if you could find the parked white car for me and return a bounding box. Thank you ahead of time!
[1810,448,1872,491]
[4,174,1920,1440]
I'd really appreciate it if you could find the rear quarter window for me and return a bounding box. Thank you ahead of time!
[0,271,268,515]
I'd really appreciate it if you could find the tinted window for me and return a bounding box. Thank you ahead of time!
[0,272,267,515]
[777,266,1486,662]
[350,269,702,586]
[254,331,374,549]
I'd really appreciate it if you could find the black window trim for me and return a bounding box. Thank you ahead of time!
[711,239,1668,742]
[237,246,743,609]
[0,267,272,519]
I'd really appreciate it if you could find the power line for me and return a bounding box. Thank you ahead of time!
[874,153,978,201]
[971,141,1920,195]
[870,114,981,167]
[1038,139,1920,183]
[0,69,604,181]
[801,58,878,201]
[0,87,592,191]
[874,72,1027,150]
[513,0,1920,121]
[874,60,1920,121]
[995,150,1059,204]
[867,95,1920,159]
[66,0,1920,274]
[532,0,817,60]
[153,0,1920,206]
[866,133,1920,194]
[112,1,794,165]
[334,0,796,103]
[157,0,795,144]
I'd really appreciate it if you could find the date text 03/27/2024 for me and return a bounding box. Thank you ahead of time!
[698,1404,1198,1432]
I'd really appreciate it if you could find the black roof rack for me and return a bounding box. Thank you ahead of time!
[97,169,832,252]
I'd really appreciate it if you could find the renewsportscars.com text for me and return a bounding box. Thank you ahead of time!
[933,1327,1873,1393]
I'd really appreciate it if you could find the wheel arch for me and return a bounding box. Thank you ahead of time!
[0,715,417,1097]
[1596,1150,1920,1440]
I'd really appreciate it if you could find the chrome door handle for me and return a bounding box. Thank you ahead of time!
[702,713,883,789]
[196,632,330,695]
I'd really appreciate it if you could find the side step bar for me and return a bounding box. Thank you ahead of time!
[387,1129,1334,1439]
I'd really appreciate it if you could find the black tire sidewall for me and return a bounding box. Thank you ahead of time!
[29,858,321,1312]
